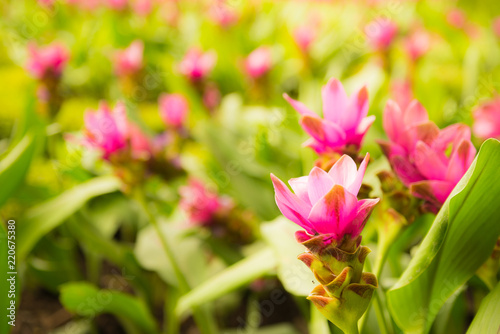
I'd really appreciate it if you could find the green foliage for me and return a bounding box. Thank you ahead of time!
[387,139,500,333]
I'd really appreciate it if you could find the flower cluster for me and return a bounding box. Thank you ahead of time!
[378,100,476,212]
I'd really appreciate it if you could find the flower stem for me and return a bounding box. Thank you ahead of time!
[134,190,218,334]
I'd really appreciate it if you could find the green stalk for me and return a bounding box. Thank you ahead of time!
[134,191,218,334]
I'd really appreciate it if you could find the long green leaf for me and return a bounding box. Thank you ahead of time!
[0,134,37,208]
[176,248,277,317]
[466,282,500,334]
[387,139,500,333]
[60,282,158,334]
[17,176,121,261]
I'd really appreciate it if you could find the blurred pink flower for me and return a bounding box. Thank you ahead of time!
[293,25,317,52]
[404,29,430,61]
[114,40,144,77]
[132,0,153,16]
[26,42,69,80]
[159,93,189,129]
[447,9,466,29]
[106,0,128,11]
[271,154,379,241]
[244,47,272,79]
[83,102,151,160]
[493,17,500,38]
[179,48,217,81]
[179,179,232,226]
[284,78,374,155]
[38,0,55,7]
[209,2,239,27]
[473,97,500,139]
[379,100,476,210]
[364,18,398,51]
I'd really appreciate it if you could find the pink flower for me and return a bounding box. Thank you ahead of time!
[379,100,476,210]
[203,84,221,111]
[114,40,144,77]
[179,48,217,81]
[447,9,466,29]
[26,43,69,80]
[473,97,500,139]
[283,78,374,155]
[404,29,430,61]
[244,47,272,79]
[364,18,398,51]
[271,154,379,241]
[493,17,500,38]
[132,0,153,16]
[293,25,317,52]
[159,93,189,129]
[83,102,151,160]
[106,0,128,11]
[179,179,232,226]
[209,2,239,27]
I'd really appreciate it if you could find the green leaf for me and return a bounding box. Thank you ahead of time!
[59,282,158,334]
[387,139,500,333]
[17,176,121,262]
[261,217,315,296]
[0,134,37,208]
[466,282,500,334]
[0,223,12,334]
[176,247,277,317]
[309,303,331,334]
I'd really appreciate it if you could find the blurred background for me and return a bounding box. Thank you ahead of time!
[0,0,499,333]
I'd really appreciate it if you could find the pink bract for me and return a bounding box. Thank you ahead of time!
[244,47,272,79]
[271,154,379,241]
[26,42,69,80]
[473,97,500,140]
[179,48,217,81]
[379,99,476,209]
[114,40,144,77]
[159,93,189,129]
[284,78,374,155]
[364,18,398,51]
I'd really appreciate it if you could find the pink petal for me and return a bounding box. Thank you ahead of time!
[445,139,476,183]
[307,167,335,204]
[275,200,315,234]
[414,141,448,180]
[410,180,455,206]
[321,78,348,124]
[383,100,403,143]
[283,93,316,116]
[390,155,425,186]
[347,153,369,196]
[327,155,358,189]
[351,115,375,146]
[433,123,471,152]
[342,86,369,131]
[403,100,428,126]
[271,174,311,218]
[289,176,311,205]
[300,116,346,147]
[307,185,358,237]
[351,198,380,237]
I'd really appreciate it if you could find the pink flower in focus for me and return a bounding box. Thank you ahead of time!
[159,93,189,129]
[83,102,151,160]
[26,43,69,80]
[283,78,374,155]
[404,29,430,61]
[114,40,144,77]
[179,179,232,226]
[293,25,317,52]
[364,19,398,51]
[271,154,379,241]
[473,97,500,139]
[244,47,272,79]
[179,48,217,81]
[493,17,500,38]
[379,100,476,210]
